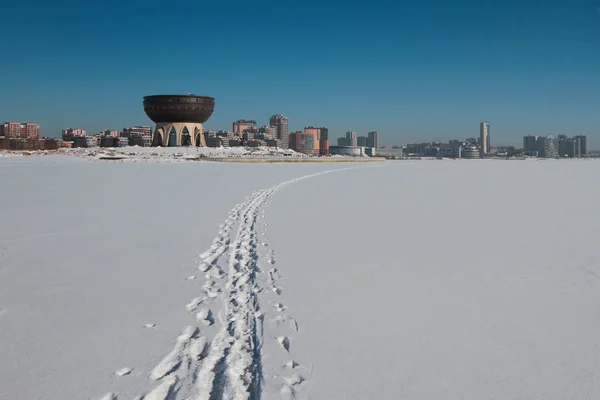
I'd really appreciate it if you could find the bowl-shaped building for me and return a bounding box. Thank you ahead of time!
[143,94,215,147]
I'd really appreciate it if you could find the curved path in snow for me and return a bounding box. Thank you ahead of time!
[96,166,370,400]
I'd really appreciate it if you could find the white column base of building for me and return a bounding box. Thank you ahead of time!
[152,122,205,147]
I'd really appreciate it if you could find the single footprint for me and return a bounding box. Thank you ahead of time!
[277,336,290,352]
[186,297,205,312]
[115,367,133,377]
[273,315,299,332]
[253,285,264,294]
[143,323,156,328]
[186,275,197,280]
[284,360,299,369]
[204,279,215,289]
[189,336,208,360]
[199,262,212,272]
[284,373,304,386]
[196,309,214,326]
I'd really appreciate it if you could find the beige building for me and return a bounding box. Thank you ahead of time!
[480,121,490,155]
[152,122,206,147]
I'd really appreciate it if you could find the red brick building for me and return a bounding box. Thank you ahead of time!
[1,121,40,139]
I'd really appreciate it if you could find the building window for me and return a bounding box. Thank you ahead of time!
[168,126,177,147]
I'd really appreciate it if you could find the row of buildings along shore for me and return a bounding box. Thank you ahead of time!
[0,116,381,157]
[0,122,155,151]
[397,134,588,159]
[386,122,589,159]
[523,134,587,158]
[1,119,589,159]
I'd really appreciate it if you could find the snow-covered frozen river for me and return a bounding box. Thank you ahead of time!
[1,155,599,400]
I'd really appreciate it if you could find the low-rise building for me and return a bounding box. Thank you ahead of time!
[122,126,152,137]
[246,139,265,148]
[72,136,98,148]
[329,145,362,156]
[100,136,128,147]
[265,139,282,148]
[129,136,152,147]
[460,146,480,159]
[437,147,456,158]
[365,147,376,156]
[101,129,120,137]
[62,128,86,137]
[206,136,231,147]
[43,138,68,150]
[0,138,45,150]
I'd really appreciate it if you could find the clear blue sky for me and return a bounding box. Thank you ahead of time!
[1,0,599,147]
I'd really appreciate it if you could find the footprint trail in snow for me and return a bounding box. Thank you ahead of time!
[93,166,366,400]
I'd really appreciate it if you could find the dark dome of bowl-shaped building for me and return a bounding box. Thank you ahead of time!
[143,94,215,147]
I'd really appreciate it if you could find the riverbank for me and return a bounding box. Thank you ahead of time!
[206,157,385,163]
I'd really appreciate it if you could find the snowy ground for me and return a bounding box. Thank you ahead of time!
[1,156,600,400]
[2,145,311,163]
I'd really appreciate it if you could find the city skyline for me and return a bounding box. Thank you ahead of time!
[1,0,598,148]
[1,117,591,158]
[2,117,595,151]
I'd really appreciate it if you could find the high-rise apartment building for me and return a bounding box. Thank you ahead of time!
[290,127,320,155]
[523,135,538,154]
[24,123,39,139]
[357,136,368,147]
[367,131,380,149]
[566,138,582,158]
[345,131,357,147]
[319,127,329,155]
[574,135,587,155]
[1,121,40,139]
[337,137,347,146]
[479,122,490,155]
[233,120,257,134]
[558,134,568,157]
[269,114,289,149]
[1,122,19,138]
[289,127,330,155]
